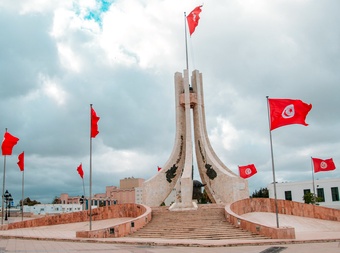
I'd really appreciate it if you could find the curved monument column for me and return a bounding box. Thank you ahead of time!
[142,70,249,208]
[191,70,249,203]
[142,70,190,207]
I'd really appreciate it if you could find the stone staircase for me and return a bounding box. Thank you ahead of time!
[129,204,267,240]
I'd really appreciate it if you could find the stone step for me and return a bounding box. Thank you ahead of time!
[129,204,268,240]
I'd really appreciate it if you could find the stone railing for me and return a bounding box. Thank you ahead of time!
[225,198,340,239]
[76,204,152,238]
[0,204,152,238]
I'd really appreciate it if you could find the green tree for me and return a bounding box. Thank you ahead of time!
[303,192,321,205]
[51,196,60,204]
[20,197,41,206]
[251,187,269,198]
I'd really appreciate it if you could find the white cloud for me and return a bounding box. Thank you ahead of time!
[1,0,340,204]
[210,117,240,151]
[40,74,68,105]
[56,43,83,72]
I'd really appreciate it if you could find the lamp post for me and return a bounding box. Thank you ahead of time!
[8,194,13,218]
[3,190,10,221]
[79,195,85,211]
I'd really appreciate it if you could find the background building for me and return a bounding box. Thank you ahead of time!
[58,177,146,207]
[23,204,82,215]
[267,178,340,209]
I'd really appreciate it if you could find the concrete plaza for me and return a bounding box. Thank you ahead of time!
[0,212,339,252]
[0,239,339,253]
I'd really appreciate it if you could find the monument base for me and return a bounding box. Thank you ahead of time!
[169,201,198,211]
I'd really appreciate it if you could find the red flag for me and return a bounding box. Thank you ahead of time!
[312,158,336,173]
[77,163,84,179]
[158,166,161,172]
[1,131,19,155]
[187,5,202,36]
[17,152,24,171]
[91,107,100,138]
[268,98,312,131]
[239,164,257,179]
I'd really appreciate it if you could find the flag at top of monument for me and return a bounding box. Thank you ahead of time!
[238,164,257,179]
[1,131,19,155]
[187,5,203,36]
[268,98,312,131]
[312,157,336,173]
[91,106,100,138]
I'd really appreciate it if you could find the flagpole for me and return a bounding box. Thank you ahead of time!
[266,96,279,228]
[184,12,189,71]
[1,155,6,225]
[82,177,86,211]
[21,169,24,221]
[82,177,85,201]
[89,105,93,231]
[1,128,7,225]
[311,157,316,196]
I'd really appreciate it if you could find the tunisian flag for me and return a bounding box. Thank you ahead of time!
[312,158,336,173]
[1,131,19,155]
[17,152,24,171]
[187,5,202,36]
[239,164,257,179]
[91,107,100,138]
[268,98,312,130]
[77,163,84,179]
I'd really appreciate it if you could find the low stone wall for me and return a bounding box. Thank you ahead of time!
[225,198,340,239]
[76,204,152,238]
[0,204,152,238]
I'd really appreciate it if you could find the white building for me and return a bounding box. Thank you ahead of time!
[135,187,143,204]
[23,204,83,215]
[267,178,340,209]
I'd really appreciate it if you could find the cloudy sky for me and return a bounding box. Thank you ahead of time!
[1,0,340,204]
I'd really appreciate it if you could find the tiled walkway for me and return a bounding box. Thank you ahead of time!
[0,213,339,249]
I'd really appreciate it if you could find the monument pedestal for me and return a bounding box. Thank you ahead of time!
[169,201,198,211]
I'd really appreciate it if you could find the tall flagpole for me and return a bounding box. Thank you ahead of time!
[1,128,7,225]
[1,156,6,225]
[89,104,93,231]
[311,157,316,196]
[82,178,86,211]
[266,96,279,228]
[184,12,189,71]
[21,169,24,221]
[82,177,85,201]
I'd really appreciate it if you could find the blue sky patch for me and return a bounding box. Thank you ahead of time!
[75,0,114,28]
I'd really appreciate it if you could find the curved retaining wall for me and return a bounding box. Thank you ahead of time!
[225,198,340,239]
[0,204,152,238]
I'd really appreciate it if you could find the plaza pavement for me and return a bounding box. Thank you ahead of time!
[0,212,339,252]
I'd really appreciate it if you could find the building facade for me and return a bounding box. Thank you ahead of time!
[23,204,82,215]
[58,177,145,208]
[267,178,340,209]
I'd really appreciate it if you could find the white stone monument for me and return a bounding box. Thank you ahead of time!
[142,70,249,210]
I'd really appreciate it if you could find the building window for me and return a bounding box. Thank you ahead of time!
[284,191,292,201]
[331,187,339,201]
[303,189,311,195]
[317,188,325,202]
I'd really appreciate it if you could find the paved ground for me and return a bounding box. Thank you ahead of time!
[0,239,339,253]
[0,213,339,252]
[241,212,340,240]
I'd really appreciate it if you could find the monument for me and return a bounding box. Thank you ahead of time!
[142,69,249,210]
